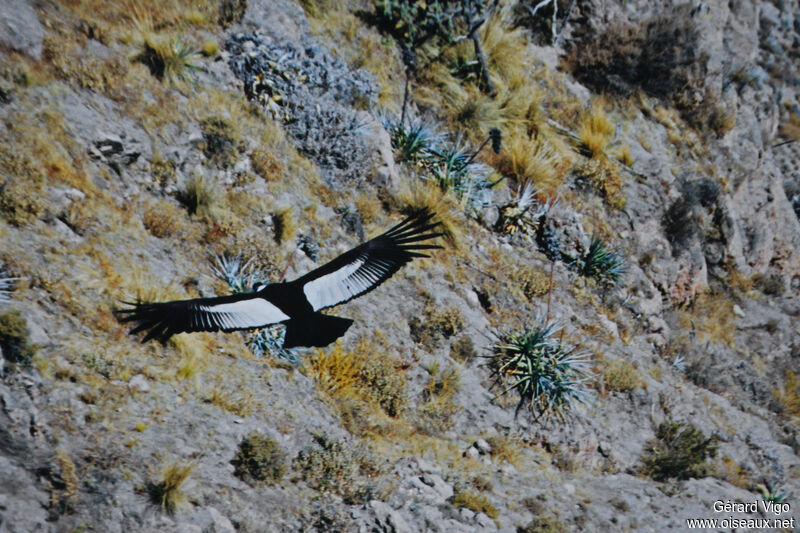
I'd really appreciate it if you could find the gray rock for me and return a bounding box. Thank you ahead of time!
[0,0,44,60]
[189,507,236,533]
[128,374,150,393]
[370,500,412,533]
[419,474,454,500]
[463,446,480,459]
[473,438,492,455]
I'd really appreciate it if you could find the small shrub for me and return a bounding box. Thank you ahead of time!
[640,421,717,481]
[218,0,247,27]
[451,488,498,519]
[292,433,378,503]
[150,155,177,187]
[250,148,282,180]
[602,359,642,392]
[357,352,408,417]
[148,462,194,512]
[616,145,634,167]
[513,265,551,300]
[200,118,240,168]
[450,335,477,364]
[495,134,568,195]
[51,449,79,514]
[143,201,184,238]
[409,305,465,349]
[518,515,567,533]
[232,433,287,485]
[0,310,36,366]
[578,238,625,287]
[573,159,625,210]
[490,321,591,420]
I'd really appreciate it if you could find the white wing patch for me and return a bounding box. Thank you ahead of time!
[196,298,289,329]
[303,255,386,311]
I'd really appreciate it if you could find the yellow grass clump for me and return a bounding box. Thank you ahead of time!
[579,101,615,158]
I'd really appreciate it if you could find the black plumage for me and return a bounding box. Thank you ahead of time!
[117,209,442,348]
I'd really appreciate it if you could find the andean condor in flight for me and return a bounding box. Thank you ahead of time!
[117,209,442,348]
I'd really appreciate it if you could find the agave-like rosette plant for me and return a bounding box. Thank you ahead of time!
[212,254,268,294]
[490,321,592,421]
[0,269,22,304]
[580,237,626,287]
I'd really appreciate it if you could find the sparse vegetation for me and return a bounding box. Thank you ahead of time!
[451,487,499,519]
[0,310,36,366]
[602,359,643,392]
[564,9,726,133]
[232,433,287,486]
[416,362,462,433]
[490,321,591,420]
[147,462,194,512]
[641,421,718,481]
[774,370,800,422]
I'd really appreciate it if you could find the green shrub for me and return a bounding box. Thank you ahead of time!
[232,433,287,485]
[641,421,718,481]
[0,310,36,366]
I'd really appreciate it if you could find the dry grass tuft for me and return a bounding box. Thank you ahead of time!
[494,133,571,195]
[579,102,615,158]
[774,371,800,422]
[148,462,195,512]
[678,292,736,347]
[272,207,296,245]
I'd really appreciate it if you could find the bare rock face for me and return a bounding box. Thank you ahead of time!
[0,0,44,60]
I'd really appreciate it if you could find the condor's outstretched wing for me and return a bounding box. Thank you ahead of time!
[116,292,290,343]
[295,209,442,311]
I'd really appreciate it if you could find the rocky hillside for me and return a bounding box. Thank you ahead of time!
[1,0,799,531]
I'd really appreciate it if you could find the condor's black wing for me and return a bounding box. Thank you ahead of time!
[294,209,442,311]
[116,292,290,343]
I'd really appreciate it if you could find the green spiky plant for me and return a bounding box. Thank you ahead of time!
[490,321,591,421]
[139,36,201,84]
[758,482,788,503]
[386,119,439,162]
[579,237,625,287]
[212,254,268,294]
